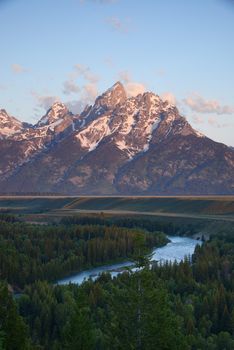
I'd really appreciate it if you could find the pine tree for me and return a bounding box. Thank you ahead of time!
[0,282,30,350]
[64,306,95,350]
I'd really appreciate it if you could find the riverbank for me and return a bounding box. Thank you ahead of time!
[57,236,202,285]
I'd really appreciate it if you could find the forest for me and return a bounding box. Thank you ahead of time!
[0,214,167,289]
[0,214,234,349]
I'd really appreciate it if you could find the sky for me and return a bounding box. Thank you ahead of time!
[0,0,234,145]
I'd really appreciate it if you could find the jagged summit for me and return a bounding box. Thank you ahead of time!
[0,109,23,138]
[95,81,127,110]
[108,81,125,92]
[51,101,67,110]
[0,109,8,115]
[0,82,233,195]
[36,102,70,127]
[79,82,127,126]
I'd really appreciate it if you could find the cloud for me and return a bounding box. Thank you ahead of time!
[119,70,131,83]
[189,114,233,129]
[83,83,98,100]
[62,64,100,112]
[192,115,204,124]
[31,62,99,115]
[106,17,130,33]
[183,93,234,115]
[208,117,217,126]
[66,83,98,114]
[125,82,146,97]
[37,96,60,110]
[65,100,84,114]
[217,122,234,128]
[161,92,177,105]
[119,70,146,97]
[207,117,233,128]
[63,80,80,95]
[11,63,28,74]
[31,90,60,111]
[63,64,99,96]
[73,64,99,83]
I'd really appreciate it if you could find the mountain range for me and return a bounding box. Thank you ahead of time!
[0,82,233,195]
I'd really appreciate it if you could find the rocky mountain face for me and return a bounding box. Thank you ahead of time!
[0,82,233,194]
[0,102,79,179]
[0,109,24,139]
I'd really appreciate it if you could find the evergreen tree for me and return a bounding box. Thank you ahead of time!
[64,306,95,350]
[0,282,30,350]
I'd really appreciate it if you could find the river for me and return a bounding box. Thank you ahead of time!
[57,236,202,286]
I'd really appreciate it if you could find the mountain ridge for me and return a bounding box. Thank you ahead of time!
[0,82,233,195]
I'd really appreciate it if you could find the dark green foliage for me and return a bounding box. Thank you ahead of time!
[0,213,18,223]
[61,215,184,235]
[0,216,234,349]
[0,282,30,349]
[16,232,234,349]
[63,307,95,350]
[103,271,187,350]
[0,220,166,288]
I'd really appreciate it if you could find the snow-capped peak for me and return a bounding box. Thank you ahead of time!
[77,82,128,128]
[36,102,69,127]
[0,109,23,138]
[74,85,207,160]
[76,90,165,157]
[51,101,67,113]
[107,81,125,93]
[95,81,127,110]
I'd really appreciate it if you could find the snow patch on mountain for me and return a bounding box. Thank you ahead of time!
[37,102,69,127]
[76,115,111,152]
[0,109,23,138]
[194,129,205,138]
[143,118,161,152]
[0,82,211,187]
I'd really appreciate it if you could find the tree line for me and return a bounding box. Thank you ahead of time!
[0,214,234,349]
[0,215,167,288]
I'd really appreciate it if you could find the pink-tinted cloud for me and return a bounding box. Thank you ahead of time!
[73,64,99,83]
[208,117,217,126]
[125,82,146,97]
[37,95,60,110]
[119,70,131,83]
[11,63,28,74]
[192,115,204,124]
[63,65,100,112]
[119,70,146,97]
[207,117,233,128]
[65,100,84,114]
[83,83,98,100]
[161,92,177,105]
[63,80,80,95]
[66,84,98,113]
[31,90,60,111]
[184,93,234,115]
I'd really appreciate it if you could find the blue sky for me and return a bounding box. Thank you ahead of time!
[0,0,234,145]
